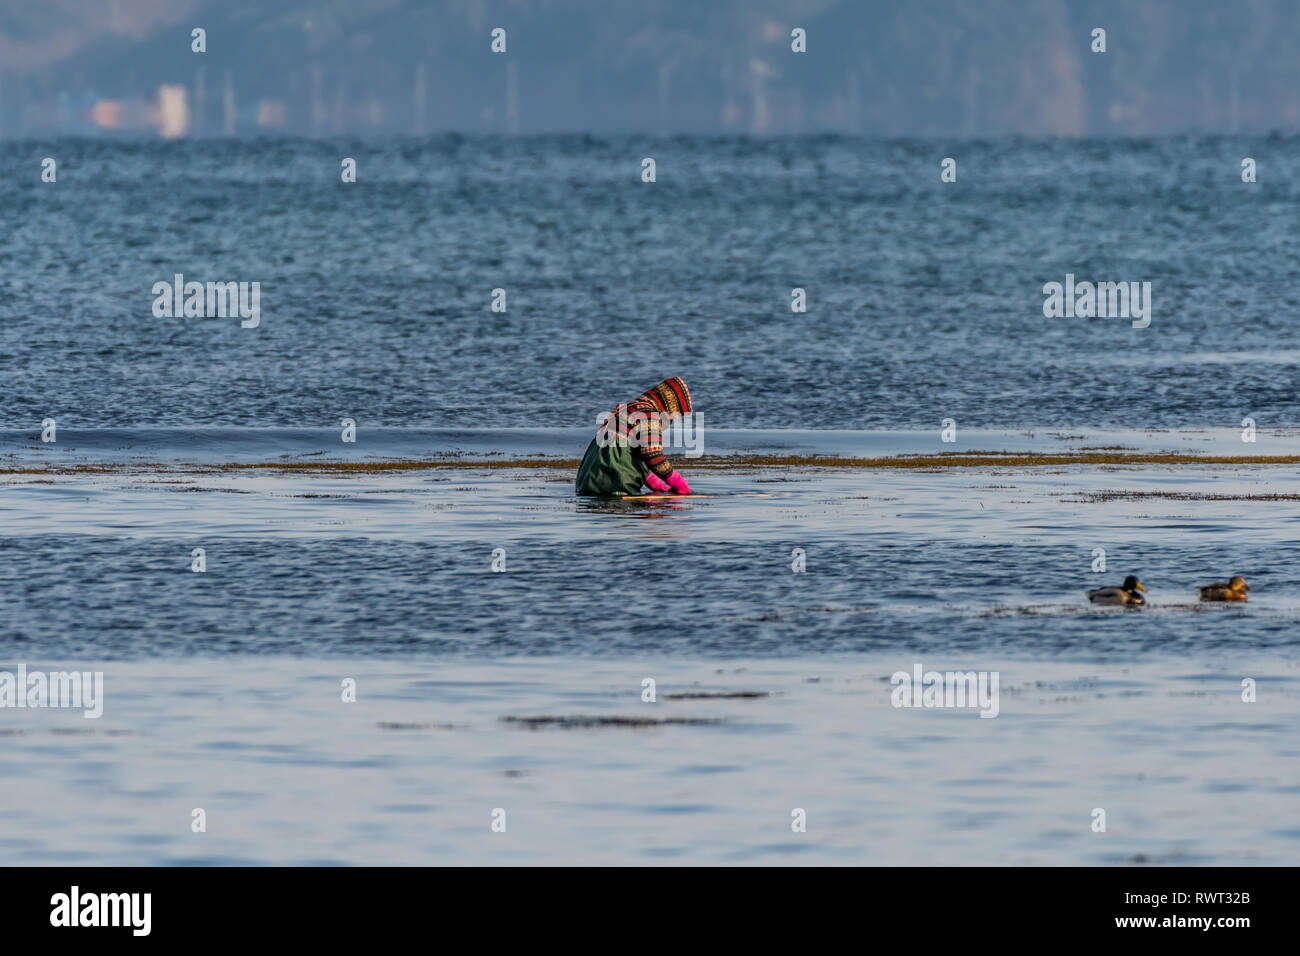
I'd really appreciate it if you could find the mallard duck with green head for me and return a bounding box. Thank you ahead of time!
[1087,576,1147,606]
[1199,575,1250,602]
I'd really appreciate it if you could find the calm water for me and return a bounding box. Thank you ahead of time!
[2,137,1298,864]
[3,657,1297,866]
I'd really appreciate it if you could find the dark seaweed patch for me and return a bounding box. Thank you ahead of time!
[502,715,723,729]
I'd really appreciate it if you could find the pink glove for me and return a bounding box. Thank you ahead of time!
[665,470,692,495]
[644,472,670,492]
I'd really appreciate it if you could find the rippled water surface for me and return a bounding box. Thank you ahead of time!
[4,657,1297,866]
[4,136,1300,429]
[2,137,1298,865]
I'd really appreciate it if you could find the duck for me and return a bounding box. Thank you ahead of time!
[1087,576,1147,605]
[1199,575,1250,602]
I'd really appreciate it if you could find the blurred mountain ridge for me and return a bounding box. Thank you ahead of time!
[0,0,1295,137]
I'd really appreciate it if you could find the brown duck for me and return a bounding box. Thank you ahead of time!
[1199,576,1250,602]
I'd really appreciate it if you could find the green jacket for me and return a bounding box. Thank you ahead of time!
[574,435,649,497]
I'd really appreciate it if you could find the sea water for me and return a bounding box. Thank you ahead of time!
[2,136,1298,864]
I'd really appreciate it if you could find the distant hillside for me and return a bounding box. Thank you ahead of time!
[1,0,1298,136]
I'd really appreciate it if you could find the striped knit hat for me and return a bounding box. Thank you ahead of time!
[639,377,692,416]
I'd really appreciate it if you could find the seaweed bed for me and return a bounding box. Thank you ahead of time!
[7,449,1300,476]
[1074,490,1300,502]
[502,715,725,729]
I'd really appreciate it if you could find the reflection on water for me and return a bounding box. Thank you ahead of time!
[575,496,692,516]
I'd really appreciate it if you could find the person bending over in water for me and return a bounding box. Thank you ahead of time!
[575,376,693,497]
